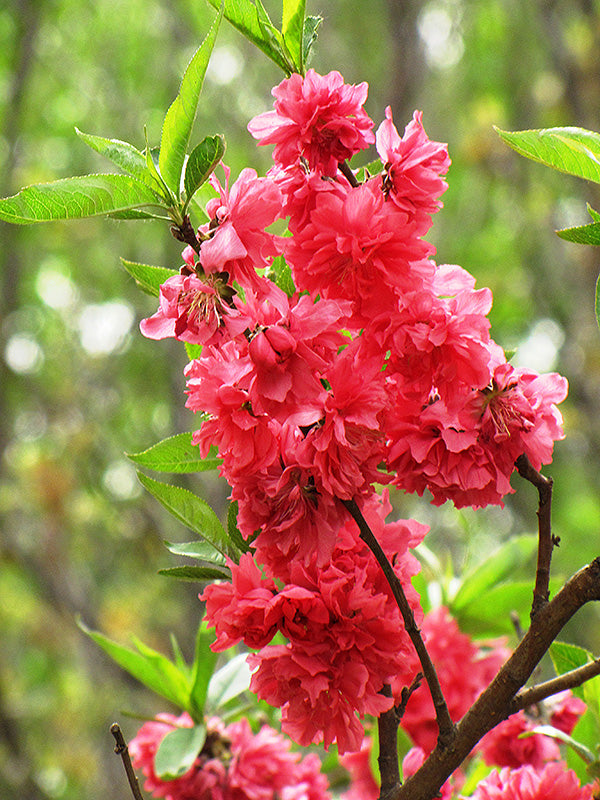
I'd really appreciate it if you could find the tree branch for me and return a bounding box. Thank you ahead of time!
[391,557,600,800]
[111,723,145,800]
[511,658,600,713]
[378,684,401,798]
[342,498,455,749]
[170,214,201,255]
[338,160,360,187]
[515,454,555,617]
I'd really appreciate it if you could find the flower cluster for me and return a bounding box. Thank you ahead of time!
[129,712,330,800]
[141,67,568,755]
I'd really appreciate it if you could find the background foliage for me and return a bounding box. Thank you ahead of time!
[2,1,600,797]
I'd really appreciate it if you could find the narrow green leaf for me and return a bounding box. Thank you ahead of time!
[155,724,207,780]
[137,472,234,558]
[588,203,600,222]
[108,209,169,220]
[266,254,295,297]
[127,432,220,474]
[282,0,305,72]
[557,222,600,245]
[526,724,594,763]
[78,620,190,708]
[164,540,227,564]
[0,174,163,225]
[185,341,204,361]
[159,8,223,194]
[302,15,322,67]
[75,128,158,190]
[496,126,600,184]
[355,158,384,182]
[120,259,178,297]
[189,622,219,718]
[568,711,600,783]
[207,653,252,712]
[184,135,226,204]
[170,633,189,676]
[158,565,231,580]
[226,501,250,555]
[451,535,537,612]
[205,0,292,74]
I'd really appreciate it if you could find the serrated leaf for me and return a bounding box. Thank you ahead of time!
[496,126,600,184]
[451,535,537,611]
[78,620,190,708]
[120,259,178,297]
[189,622,219,717]
[206,653,252,712]
[302,15,322,67]
[282,0,306,73]
[155,724,207,780]
[128,432,220,473]
[266,254,295,297]
[158,565,231,580]
[184,135,225,204]
[75,128,159,190]
[588,203,600,222]
[164,539,227,564]
[557,221,600,245]
[226,501,250,555]
[0,174,164,224]
[109,209,169,220]
[159,8,223,194]
[550,640,592,677]
[205,0,292,74]
[137,472,235,558]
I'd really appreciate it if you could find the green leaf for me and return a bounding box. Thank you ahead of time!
[158,565,231,580]
[120,259,178,297]
[568,711,600,783]
[159,8,223,194]
[207,653,252,712]
[557,222,600,245]
[226,501,250,555]
[185,341,204,361]
[163,540,227,564]
[453,580,555,637]
[282,0,305,73]
[587,203,600,222]
[301,14,322,67]
[266,254,295,297]
[205,0,292,74]
[108,209,169,220]
[0,174,164,225]
[127,432,221,473]
[74,128,159,190]
[154,724,207,780]
[78,620,190,708]
[550,641,592,677]
[496,126,600,184]
[355,158,384,182]
[451,535,537,612]
[526,724,594,763]
[137,472,235,558]
[189,621,219,718]
[184,135,226,205]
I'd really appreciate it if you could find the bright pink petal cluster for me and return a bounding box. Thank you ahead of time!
[472,763,593,800]
[129,713,330,800]
[398,607,509,753]
[478,710,561,770]
[248,69,375,176]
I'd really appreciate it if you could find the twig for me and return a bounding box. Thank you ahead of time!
[515,454,555,618]
[396,672,424,723]
[511,658,600,712]
[111,723,145,800]
[342,498,456,748]
[391,557,600,800]
[170,214,201,255]
[378,684,400,798]
[338,160,360,187]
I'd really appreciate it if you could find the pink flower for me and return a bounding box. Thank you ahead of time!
[472,763,593,800]
[248,69,375,176]
[402,747,460,799]
[399,607,509,753]
[548,690,587,735]
[478,710,561,770]
[339,739,379,800]
[376,107,450,224]
[199,166,283,296]
[285,179,435,324]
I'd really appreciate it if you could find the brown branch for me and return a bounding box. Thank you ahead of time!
[511,658,600,713]
[515,454,555,617]
[170,214,201,255]
[391,557,600,800]
[378,684,400,798]
[338,160,360,187]
[396,672,424,723]
[342,498,455,749]
[111,723,146,800]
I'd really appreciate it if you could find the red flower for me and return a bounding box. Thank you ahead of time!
[472,763,593,800]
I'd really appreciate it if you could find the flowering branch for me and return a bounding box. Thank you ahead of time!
[392,557,600,800]
[511,658,600,712]
[515,454,555,617]
[341,498,456,749]
[110,722,146,800]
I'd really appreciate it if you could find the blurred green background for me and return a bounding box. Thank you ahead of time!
[2,1,600,797]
